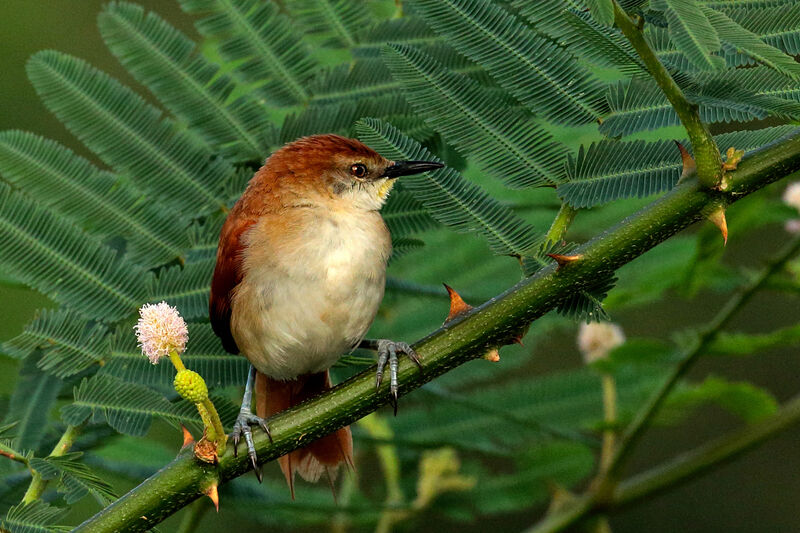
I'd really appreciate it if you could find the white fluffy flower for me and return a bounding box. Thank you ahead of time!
[783,182,800,212]
[785,219,800,234]
[578,322,625,364]
[134,302,188,364]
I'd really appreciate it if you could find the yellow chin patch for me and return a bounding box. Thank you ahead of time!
[377,178,396,200]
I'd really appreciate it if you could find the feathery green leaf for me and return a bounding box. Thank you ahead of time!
[357,118,542,258]
[99,1,275,161]
[586,0,614,26]
[382,189,439,238]
[383,44,569,188]
[1,501,70,533]
[653,0,724,70]
[26,51,231,215]
[147,259,215,321]
[3,358,63,453]
[179,0,318,106]
[2,308,109,378]
[0,130,190,268]
[285,0,370,48]
[101,323,247,389]
[704,6,800,79]
[559,125,798,207]
[409,0,610,125]
[0,184,148,320]
[30,452,116,505]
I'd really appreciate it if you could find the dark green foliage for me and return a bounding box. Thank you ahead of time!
[29,452,116,505]
[26,51,231,216]
[357,118,542,259]
[1,501,69,533]
[0,184,147,321]
[409,0,610,125]
[383,44,569,188]
[284,0,370,48]
[179,0,319,106]
[2,0,800,529]
[2,309,109,378]
[98,1,275,161]
[558,125,798,207]
[101,323,246,389]
[3,359,62,453]
[0,131,190,268]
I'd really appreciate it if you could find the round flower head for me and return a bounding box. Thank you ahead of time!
[578,321,625,364]
[783,182,800,213]
[134,302,188,364]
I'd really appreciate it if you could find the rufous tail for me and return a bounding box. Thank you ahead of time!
[255,370,353,498]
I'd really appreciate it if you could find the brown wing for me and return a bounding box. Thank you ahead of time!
[209,216,256,354]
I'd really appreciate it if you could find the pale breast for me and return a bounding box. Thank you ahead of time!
[230,207,391,380]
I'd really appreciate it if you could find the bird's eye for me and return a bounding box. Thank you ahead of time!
[350,163,367,178]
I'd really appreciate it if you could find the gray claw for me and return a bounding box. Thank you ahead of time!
[233,410,269,482]
[374,339,422,414]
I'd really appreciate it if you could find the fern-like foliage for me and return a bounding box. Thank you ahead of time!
[601,73,800,137]
[381,189,439,238]
[147,259,216,321]
[0,184,147,321]
[101,323,246,389]
[559,125,798,207]
[1,501,70,533]
[3,358,62,453]
[652,0,724,71]
[26,51,231,215]
[29,452,116,505]
[62,375,238,436]
[383,44,569,188]
[2,309,109,379]
[179,0,319,106]
[409,0,610,125]
[98,1,275,161]
[0,131,190,267]
[356,118,542,259]
[285,0,370,48]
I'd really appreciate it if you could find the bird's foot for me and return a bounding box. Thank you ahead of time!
[374,339,421,414]
[232,409,271,482]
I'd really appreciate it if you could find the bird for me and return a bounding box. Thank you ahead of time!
[209,133,443,495]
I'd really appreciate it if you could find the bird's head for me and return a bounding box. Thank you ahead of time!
[257,134,443,211]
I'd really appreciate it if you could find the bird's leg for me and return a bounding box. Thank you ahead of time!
[232,365,271,482]
[359,339,421,414]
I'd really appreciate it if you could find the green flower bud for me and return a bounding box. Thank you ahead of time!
[174,369,208,403]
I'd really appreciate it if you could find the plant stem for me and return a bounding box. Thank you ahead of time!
[613,392,800,507]
[73,132,800,533]
[200,398,227,454]
[545,203,577,246]
[21,423,84,504]
[599,374,617,474]
[613,2,723,188]
[606,233,800,482]
[525,234,800,533]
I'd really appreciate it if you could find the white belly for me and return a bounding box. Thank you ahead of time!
[230,209,390,380]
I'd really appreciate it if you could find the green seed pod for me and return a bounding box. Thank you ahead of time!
[174,369,208,403]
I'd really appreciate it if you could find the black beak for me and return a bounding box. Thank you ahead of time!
[382,160,444,178]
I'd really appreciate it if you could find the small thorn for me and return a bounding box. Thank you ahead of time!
[513,335,524,347]
[707,206,728,245]
[181,425,194,448]
[675,141,696,182]
[443,283,473,323]
[483,348,500,362]
[547,253,583,270]
[205,483,219,512]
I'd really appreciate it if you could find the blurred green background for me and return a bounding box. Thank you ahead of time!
[1,1,799,532]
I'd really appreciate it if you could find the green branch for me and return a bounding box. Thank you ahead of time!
[21,423,84,505]
[74,131,800,532]
[613,2,724,188]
